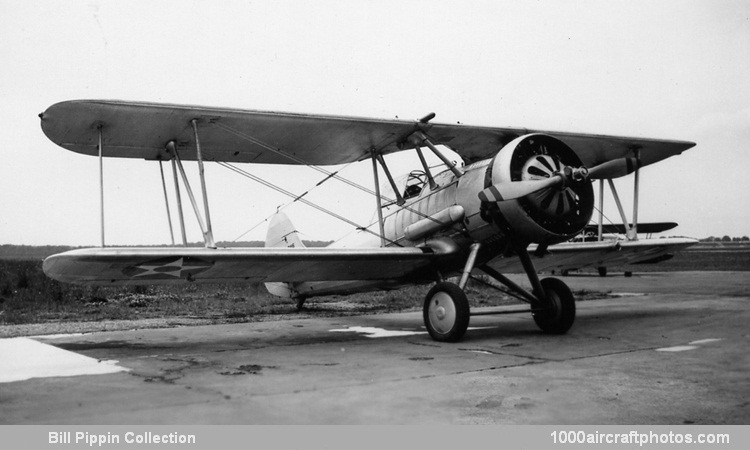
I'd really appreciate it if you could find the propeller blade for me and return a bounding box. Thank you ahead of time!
[478,177,562,202]
[587,157,640,180]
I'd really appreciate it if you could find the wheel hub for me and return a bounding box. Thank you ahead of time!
[428,293,456,334]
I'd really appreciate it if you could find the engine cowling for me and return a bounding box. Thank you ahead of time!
[482,134,594,244]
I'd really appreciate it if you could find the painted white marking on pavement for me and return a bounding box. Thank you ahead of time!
[656,345,698,352]
[330,326,428,338]
[330,325,495,338]
[656,338,723,353]
[610,293,646,297]
[28,333,89,340]
[689,338,723,345]
[0,337,129,383]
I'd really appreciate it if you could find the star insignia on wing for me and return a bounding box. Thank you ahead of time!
[123,256,213,280]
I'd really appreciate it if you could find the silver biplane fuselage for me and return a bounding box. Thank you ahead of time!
[291,133,596,301]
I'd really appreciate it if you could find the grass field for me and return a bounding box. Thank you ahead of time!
[0,258,524,328]
[1,244,747,336]
[576,243,750,274]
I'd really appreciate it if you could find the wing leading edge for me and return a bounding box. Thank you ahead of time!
[488,238,698,274]
[42,246,449,286]
[40,100,695,168]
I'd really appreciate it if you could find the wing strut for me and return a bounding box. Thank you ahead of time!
[409,132,463,178]
[192,120,215,247]
[97,125,105,247]
[370,152,386,247]
[607,179,632,239]
[596,149,642,241]
[375,154,405,206]
[171,158,188,246]
[158,161,175,246]
[631,149,641,238]
[167,141,215,248]
[414,145,438,190]
[598,180,604,241]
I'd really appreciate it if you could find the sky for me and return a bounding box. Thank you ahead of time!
[1,0,749,246]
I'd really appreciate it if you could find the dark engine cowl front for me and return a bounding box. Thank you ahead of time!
[483,134,594,244]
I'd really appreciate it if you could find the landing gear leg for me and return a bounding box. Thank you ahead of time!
[422,243,480,342]
[514,244,576,334]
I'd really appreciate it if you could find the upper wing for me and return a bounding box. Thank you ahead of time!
[40,100,695,167]
[42,246,448,286]
[487,237,698,273]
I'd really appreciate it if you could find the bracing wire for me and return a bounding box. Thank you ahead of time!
[191,121,460,246]
[212,121,387,201]
[213,159,401,246]
[210,121,439,223]
[591,205,621,235]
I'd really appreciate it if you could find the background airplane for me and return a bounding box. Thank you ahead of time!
[40,100,696,342]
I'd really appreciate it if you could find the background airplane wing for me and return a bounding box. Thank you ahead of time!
[40,100,695,167]
[43,246,450,286]
[487,238,697,274]
[581,222,678,235]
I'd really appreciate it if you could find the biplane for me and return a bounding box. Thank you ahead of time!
[545,222,692,277]
[40,100,697,342]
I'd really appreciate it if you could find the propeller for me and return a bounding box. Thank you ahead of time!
[478,177,562,203]
[585,156,640,180]
[478,156,640,203]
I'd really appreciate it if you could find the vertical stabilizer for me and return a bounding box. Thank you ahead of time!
[264,212,304,298]
[265,211,306,249]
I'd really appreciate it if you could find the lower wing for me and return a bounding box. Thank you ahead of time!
[43,246,449,286]
[487,238,698,273]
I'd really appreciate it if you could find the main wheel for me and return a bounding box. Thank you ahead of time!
[532,277,575,334]
[423,282,470,342]
[597,266,607,277]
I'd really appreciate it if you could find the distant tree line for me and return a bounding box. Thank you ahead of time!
[700,236,750,242]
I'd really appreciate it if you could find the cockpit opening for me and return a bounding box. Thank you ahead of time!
[403,170,427,200]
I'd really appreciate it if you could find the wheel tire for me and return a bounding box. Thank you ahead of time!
[624,271,633,278]
[532,278,576,334]
[423,282,470,342]
[597,266,607,277]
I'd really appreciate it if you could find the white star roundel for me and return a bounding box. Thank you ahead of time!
[122,256,213,280]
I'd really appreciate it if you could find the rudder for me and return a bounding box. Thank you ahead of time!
[264,212,304,299]
[265,211,305,249]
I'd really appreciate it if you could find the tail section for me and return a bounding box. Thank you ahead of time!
[264,212,304,298]
[265,211,306,249]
